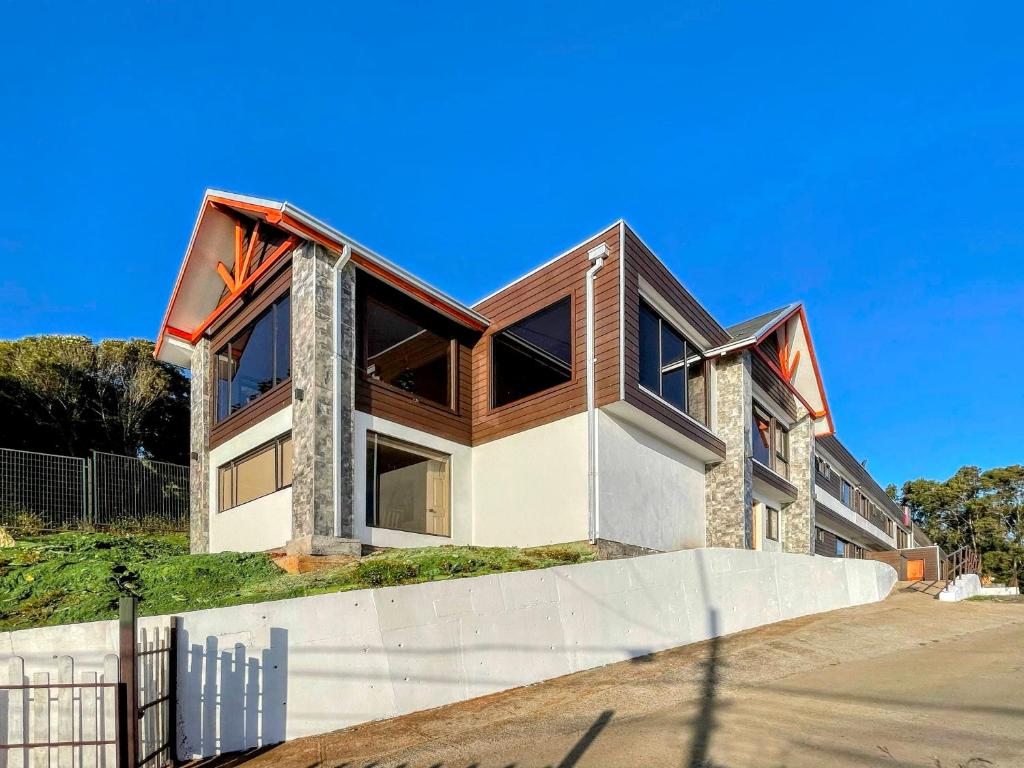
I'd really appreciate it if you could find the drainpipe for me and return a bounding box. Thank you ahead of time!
[332,244,352,538]
[586,243,607,544]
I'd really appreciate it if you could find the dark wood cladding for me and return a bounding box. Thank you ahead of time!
[751,353,798,421]
[898,546,944,581]
[470,225,621,446]
[355,272,477,445]
[815,526,839,557]
[621,225,727,459]
[753,460,797,499]
[815,460,842,498]
[865,549,908,579]
[815,502,891,552]
[817,435,904,522]
[208,263,293,451]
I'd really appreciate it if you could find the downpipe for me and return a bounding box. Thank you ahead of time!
[586,243,607,544]
[332,244,352,537]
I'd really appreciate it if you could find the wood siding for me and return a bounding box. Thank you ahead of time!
[753,460,798,499]
[866,549,908,580]
[815,502,891,552]
[898,546,944,581]
[751,353,798,420]
[355,272,477,445]
[620,226,728,459]
[817,435,905,522]
[469,225,621,446]
[209,263,293,451]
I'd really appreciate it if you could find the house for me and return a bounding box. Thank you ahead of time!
[155,190,914,564]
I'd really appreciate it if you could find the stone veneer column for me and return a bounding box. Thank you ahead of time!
[783,404,815,554]
[704,352,753,548]
[289,244,358,553]
[189,338,212,553]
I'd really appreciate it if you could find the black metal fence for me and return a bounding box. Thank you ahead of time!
[0,447,188,531]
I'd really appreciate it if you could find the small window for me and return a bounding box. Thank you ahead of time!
[638,300,708,424]
[366,432,451,537]
[836,538,846,557]
[218,433,293,512]
[215,293,291,423]
[752,401,790,476]
[816,528,827,544]
[840,478,853,507]
[491,298,572,408]
[815,456,831,479]
[775,425,789,479]
[766,507,780,541]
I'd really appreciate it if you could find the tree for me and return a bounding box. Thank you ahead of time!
[0,336,189,463]
[900,465,1024,587]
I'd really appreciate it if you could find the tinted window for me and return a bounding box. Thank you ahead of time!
[637,299,707,424]
[218,432,292,511]
[365,298,451,407]
[753,407,772,466]
[492,298,572,407]
[215,293,290,422]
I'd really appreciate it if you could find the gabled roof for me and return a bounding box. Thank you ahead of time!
[155,190,489,367]
[725,303,799,343]
[710,303,834,437]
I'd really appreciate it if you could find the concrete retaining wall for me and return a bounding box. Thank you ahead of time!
[0,548,896,759]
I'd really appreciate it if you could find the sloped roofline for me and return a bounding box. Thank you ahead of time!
[155,190,490,360]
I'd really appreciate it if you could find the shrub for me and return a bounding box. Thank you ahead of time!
[9,511,45,537]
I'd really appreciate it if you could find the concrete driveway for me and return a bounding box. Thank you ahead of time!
[208,586,1024,768]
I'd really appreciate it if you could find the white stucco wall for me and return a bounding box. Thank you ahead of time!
[0,549,896,759]
[353,410,474,548]
[597,410,706,552]
[471,412,589,547]
[752,495,782,553]
[208,406,294,553]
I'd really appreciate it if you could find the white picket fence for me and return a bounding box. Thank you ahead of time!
[1,655,119,768]
[0,619,174,768]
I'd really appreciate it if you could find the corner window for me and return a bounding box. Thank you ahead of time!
[218,433,293,511]
[752,401,790,478]
[638,300,707,425]
[491,297,572,408]
[363,296,453,408]
[766,507,780,541]
[366,432,451,537]
[215,294,291,422]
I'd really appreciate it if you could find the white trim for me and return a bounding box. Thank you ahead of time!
[706,302,802,356]
[618,220,626,402]
[815,486,897,549]
[472,220,622,306]
[620,221,726,338]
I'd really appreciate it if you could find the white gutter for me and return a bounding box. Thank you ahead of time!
[585,243,607,543]
[333,244,352,537]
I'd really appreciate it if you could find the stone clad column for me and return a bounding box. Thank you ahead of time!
[189,338,211,553]
[289,243,358,555]
[783,405,815,554]
[705,352,753,548]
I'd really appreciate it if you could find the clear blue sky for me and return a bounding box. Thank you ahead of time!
[1,3,1021,488]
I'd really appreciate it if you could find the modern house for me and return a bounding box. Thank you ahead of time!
[156,190,914,565]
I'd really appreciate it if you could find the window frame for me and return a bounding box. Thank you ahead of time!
[365,430,453,538]
[489,295,575,411]
[217,432,293,512]
[214,292,292,425]
[637,298,709,425]
[765,506,780,542]
[751,399,791,478]
[359,291,459,413]
[840,478,853,507]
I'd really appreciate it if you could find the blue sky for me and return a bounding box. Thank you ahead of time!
[1,3,1021,488]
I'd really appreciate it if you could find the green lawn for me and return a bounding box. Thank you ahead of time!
[0,532,594,631]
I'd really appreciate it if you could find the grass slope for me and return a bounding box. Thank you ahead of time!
[0,532,594,631]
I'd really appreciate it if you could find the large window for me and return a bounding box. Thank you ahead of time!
[218,433,293,511]
[366,432,451,537]
[215,294,290,422]
[752,401,790,478]
[364,296,453,408]
[491,297,572,408]
[638,300,708,425]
